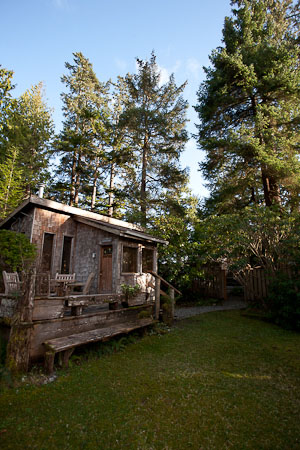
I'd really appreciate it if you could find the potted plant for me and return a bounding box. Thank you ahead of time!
[120,283,141,308]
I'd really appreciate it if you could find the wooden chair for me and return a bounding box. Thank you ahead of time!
[54,273,76,296]
[71,272,95,295]
[35,273,51,297]
[55,273,76,283]
[2,271,22,295]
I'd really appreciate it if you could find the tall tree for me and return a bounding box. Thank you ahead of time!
[13,83,54,196]
[54,52,110,208]
[119,52,189,226]
[195,0,300,212]
[0,81,53,217]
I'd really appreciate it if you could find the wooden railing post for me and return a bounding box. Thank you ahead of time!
[155,277,161,320]
[170,288,175,322]
[6,268,36,373]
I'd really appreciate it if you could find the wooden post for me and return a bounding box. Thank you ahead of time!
[155,277,161,320]
[222,269,227,301]
[170,288,175,322]
[6,269,36,373]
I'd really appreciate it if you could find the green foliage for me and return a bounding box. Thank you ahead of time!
[266,273,300,330]
[0,145,23,219]
[120,51,189,226]
[195,0,300,211]
[53,52,111,209]
[0,230,37,273]
[195,206,300,276]
[0,81,54,218]
[120,283,141,301]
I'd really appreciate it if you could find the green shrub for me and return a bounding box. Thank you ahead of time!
[266,273,300,331]
[0,230,36,273]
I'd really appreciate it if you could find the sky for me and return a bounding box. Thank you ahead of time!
[1,0,233,199]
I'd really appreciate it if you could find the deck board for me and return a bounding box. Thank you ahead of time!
[44,318,153,352]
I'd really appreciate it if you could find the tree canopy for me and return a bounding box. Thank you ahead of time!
[195,0,300,213]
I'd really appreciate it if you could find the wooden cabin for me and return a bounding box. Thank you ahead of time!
[0,196,167,296]
[0,196,175,373]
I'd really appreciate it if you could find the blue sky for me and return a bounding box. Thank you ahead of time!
[2,0,233,199]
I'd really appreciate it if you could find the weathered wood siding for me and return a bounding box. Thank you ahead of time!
[29,304,153,359]
[9,209,34,239]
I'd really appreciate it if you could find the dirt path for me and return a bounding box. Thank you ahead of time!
[175,298,247,320]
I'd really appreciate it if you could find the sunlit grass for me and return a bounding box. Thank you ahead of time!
[0,311,299,449]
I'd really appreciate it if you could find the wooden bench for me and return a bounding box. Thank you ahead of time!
[43,319,154,374]
[2,271,22,294]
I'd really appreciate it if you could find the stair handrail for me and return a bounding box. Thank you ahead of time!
[147,270,182,296]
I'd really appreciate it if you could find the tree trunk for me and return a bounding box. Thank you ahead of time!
[5,269,36,373]
[70,150,77,206]
[108,163,116,217]
[141,137,148,226]
[261,168,281,207]
[74,152,82,206]
[91,156,100,210]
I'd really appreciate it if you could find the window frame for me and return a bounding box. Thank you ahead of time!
[121,244,139,274]
[41,232,55,273]
[60,235,74,274]
[142,247,155,273]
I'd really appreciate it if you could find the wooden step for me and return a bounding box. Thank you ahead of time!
[43,318,154,373]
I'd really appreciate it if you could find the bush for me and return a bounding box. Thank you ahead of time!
[266,273,300,331]
[0,230,37,290]
[0,230,36,272]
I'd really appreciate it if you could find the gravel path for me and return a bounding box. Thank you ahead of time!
[175,298,247,320]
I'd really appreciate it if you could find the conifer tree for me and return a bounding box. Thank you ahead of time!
[195,0,300,212]
[120,52,189,226]
[0,81,53,217]
[0,146,23,218]
[54,52,110,208]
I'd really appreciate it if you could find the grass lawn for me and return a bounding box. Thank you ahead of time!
[0,310,300,449]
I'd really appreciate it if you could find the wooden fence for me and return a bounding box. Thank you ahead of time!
[192,266,227,300]
[193,265,272,303]
[242,267,269,302]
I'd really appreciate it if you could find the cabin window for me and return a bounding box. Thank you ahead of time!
[41,233,54,272]
[142,248,154,273]
[122,246,138,273]
[61,236,73,274]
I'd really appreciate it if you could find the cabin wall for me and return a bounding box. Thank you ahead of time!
[32,208,77,276]
[118,239,156,303]
[9,209,34,239]
[72,222,116,293]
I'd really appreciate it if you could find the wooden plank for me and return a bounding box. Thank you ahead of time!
[44,319,154,352]
[155,278,161,320]
[32,299,65,320]
[50,293,123,302]
[29,304,154,359]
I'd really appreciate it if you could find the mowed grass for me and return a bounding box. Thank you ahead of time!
[0,311,300,450]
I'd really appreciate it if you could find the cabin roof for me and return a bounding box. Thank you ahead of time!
[0,196,168,245]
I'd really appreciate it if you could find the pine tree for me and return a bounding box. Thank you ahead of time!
[195,0,300,212]
[0,145,23,218]
[120,52,189,226]
[13,83,54,196]
[0,81,53,217]
[54,52,110,208]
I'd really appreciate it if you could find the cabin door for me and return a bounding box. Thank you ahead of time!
[100,245,113,293]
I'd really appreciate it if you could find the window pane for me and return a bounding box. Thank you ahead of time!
[122,247,137,273]
[41,233,54,272]
[142,248,154,272]
[61,236,72,274]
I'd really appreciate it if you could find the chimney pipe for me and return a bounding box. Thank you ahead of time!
[38,183,45,198]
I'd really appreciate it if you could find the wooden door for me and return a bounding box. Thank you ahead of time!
[100,245,113,293]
